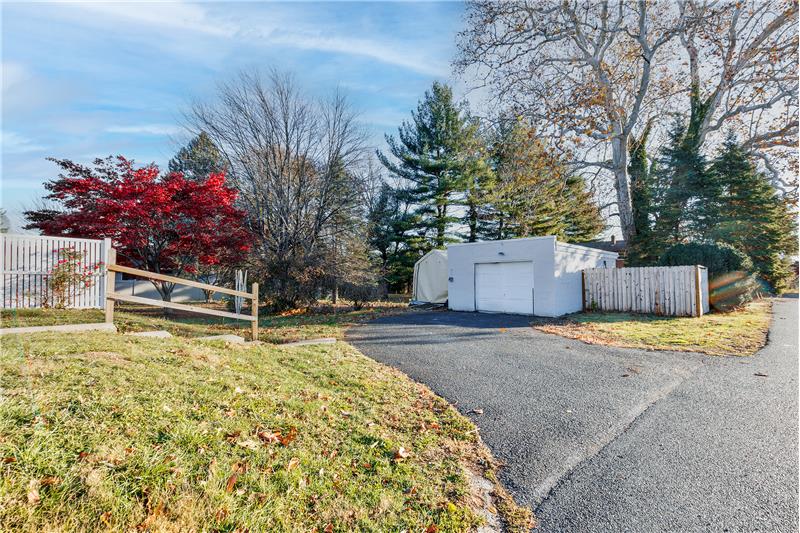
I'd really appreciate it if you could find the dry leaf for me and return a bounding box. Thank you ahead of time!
[324,523,334,533]
[40,476,60,487]
[469,408,484,415]
[236,439,261,451]
[27,479,41,506]
[286,457,300,472]
[278,427,297,446]
[425,525,438,533]
[225,474,238,493]
[394,447,411,460]
[2,456,15,464]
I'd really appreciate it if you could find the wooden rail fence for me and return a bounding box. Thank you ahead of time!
[105,249,259,340]
[582,265,709,317]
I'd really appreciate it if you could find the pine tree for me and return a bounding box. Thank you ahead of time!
[168,132,226,180]
[486,119,603,242]
[626,121,658,264]
[378,82,481,248]
[709,134,798,292]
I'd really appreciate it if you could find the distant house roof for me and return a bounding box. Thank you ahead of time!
[580,238,628,255]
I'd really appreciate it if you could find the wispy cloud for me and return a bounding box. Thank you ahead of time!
[106,124,182,136]
[265,32,449,77]
[1,131,46,154]
[70,2,237,38]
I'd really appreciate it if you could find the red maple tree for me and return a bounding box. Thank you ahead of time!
[25,156,250,301]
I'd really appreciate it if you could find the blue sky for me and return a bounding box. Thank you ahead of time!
[1,1,470,231]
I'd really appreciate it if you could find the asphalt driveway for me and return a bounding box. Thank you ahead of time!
[347,298,799,532]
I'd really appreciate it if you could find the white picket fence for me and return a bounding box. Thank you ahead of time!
[583,265,709,317]
[1,234,111,309]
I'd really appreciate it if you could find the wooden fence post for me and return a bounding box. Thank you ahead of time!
[581,271,586,311]
[695,265,702,318]
[104,248,116,324]
[251,282,259,341]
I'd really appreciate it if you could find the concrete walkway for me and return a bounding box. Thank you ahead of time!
[348,298,798,532]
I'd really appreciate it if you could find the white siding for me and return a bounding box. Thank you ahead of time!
[553,242,617,316]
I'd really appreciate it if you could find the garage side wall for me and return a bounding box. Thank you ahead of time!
[447,237,558,316]
[554,244,618,316]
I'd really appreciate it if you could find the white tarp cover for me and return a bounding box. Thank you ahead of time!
[412,249,448,303]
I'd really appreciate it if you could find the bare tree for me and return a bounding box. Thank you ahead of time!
[187,70,368,307]
[678,0,798,190]
[457,0,687,241]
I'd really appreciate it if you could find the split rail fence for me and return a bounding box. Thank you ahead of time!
[582,265,709,317]
[104,249,260,340]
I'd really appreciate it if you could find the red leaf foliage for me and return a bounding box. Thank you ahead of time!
[25,156,250,275]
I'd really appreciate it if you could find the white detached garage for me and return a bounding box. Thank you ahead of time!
[447,236,618,317]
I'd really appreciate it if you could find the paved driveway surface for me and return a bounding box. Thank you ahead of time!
[347,298,798,532]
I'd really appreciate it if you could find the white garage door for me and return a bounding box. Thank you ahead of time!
[474,261,534,315]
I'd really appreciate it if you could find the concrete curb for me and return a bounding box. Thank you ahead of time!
[0,322,117,336]
[281,337,337,347]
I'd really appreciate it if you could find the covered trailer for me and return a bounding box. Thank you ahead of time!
[411,249,448,304]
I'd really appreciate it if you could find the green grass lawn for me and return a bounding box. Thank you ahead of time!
[0,305,531,531]
[534,300,772,356]
[1,302,408,344]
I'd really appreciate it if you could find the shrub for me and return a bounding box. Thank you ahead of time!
[44,248,103,308]
[339,281,382,310]
[658,242,752,278]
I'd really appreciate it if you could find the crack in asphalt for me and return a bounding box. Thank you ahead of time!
[532,367,696,511]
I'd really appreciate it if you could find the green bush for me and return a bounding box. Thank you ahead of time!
[658,242,753,278]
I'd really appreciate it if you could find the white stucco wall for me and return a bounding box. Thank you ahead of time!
[447,236,559,316]
[553,242,618,316]
[447,237,618,317]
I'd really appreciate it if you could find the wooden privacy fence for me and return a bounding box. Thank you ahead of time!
[104,249,260,340]
[1,234,111,309]
[582,265,709,317]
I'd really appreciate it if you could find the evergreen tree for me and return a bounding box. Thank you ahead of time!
[486,120,603,242]
[709,134,798,292]
[626,121,658,264]
[378,82,481,248]
[168,131,226,180]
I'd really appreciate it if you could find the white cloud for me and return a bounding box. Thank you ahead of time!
[265,32,449,77]
[106,124,181,136]
[68,1,237,38]
[1,131,46,154]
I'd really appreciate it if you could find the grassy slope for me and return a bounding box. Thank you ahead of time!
[535,300,772,356]
[0,303,408,344]
[0,312,531,532]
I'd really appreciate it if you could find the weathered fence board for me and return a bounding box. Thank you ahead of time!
[1,234,110,309]
[583,265,709,317]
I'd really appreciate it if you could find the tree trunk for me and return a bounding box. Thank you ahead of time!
[611,136,636,242]
[332,280,338,304]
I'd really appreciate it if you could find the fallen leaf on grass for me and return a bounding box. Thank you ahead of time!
[236,439,261,451]
[425,525,438,533]
[225,474,238,493]
[40,476,60,487]
[27,479,40,505]
[286,457,300,472]
[2,456,15,464]
[394,447,411,460]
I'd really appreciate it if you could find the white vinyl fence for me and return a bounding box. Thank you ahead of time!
[583,265,709,317]
[1,234,111,309]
